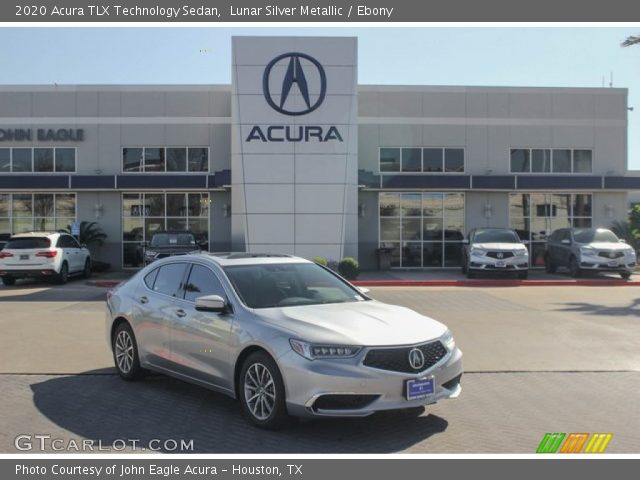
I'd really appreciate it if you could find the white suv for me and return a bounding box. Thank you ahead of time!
[0,232,91,286]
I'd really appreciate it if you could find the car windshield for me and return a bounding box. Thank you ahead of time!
[5,237,51,249]
[573,229,619,243]
[474,229,519,244]
[150,233,196,248]
[224,263,368,309]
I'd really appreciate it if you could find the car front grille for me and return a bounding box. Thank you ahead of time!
[598,251,624,259]
[363,341,447,373]
[312,394,380,411]
[486,251,515,259]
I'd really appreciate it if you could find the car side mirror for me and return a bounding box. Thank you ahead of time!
[561,239,571,245]
[356,286,370,294]
[619,239,627,244]
[195,294,227,313]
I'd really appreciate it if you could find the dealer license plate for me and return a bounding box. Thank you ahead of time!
[495,261,506,268]
[608,261,618,267]
[405,377,434,401]
[20,254,29,260]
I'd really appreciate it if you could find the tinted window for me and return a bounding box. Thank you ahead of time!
[183,264,226,302]
[58,235,80,248]
[473,229,519,244]
[5,237,50,249]
[573,229,619,244]
[150,232,196,248]
[144,268,159,289]
[152,263,187,297]
[224,263,366,309]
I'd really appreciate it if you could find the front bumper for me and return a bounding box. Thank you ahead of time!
[469,255,529,272]
[0,268,56,278]
[579,257,635,272]
[279,345,463,418]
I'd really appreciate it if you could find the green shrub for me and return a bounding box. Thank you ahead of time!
[338,257,360,280]
[311,256,328,267]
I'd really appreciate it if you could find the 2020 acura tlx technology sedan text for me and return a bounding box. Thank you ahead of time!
[106,253,463,429]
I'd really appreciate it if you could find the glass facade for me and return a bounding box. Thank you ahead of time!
[379,192,465,268]
[122,147,209,173]
[509,193,592,267]
[380,147,465,173]
[122,192,210,268]
[510,148,592,174]
[0,147,76,172]
[0,193,76,237]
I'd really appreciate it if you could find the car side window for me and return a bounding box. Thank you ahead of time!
[56,236,69,248]
[152,263,187,297]
[68,236,81,248]
[143,268,159,289]
[560,230,571,243]
[182,264,227,303]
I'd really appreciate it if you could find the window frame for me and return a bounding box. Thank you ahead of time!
[509,147,593,174]
[121,146,210,174]
[0,147,77,173]
[179,262,232,304]
[378,146,466,174]
[0,192,77,235]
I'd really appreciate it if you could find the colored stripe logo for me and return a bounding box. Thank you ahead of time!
[537,433,612,453]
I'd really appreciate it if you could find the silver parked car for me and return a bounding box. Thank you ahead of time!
[461,228,529,279]
[545,228,636,279]
[106,253,463,429]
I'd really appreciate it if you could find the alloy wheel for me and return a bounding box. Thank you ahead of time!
[114,330,134,374]
[243,363,276,421]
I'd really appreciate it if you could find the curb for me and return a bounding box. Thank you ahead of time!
[86,280,123,288]
[352,279,640,287]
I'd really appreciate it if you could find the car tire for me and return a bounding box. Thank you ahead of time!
[55,262,69,285]
[82,258,91,279]
[239,351,289,430]
[518,271,529,280]
[1,276,16,286]
[544,254,557,273]
[112,322,145,381]
[569,256,582,278]
[620,272,632,280]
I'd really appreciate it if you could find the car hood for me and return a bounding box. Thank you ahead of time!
[472,242,527,251]
[256,300,448,347]
[580,242,632,251]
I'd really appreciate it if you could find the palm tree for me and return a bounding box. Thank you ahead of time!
[59,221,107,247]
[610,220,640,252]
[622,36,640,47]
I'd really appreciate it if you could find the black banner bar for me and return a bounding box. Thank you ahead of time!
[4,0,640,22]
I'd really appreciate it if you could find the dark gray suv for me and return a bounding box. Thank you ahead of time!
[544,228,636,279]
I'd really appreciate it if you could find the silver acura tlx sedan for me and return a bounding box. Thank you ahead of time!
[106,253,463,429]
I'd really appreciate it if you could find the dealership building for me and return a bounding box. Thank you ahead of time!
[0,36,638,270]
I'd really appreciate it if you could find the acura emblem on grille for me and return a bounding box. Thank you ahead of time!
[408,348,425,370]
[609,252,616,259]
[497,252,504,259]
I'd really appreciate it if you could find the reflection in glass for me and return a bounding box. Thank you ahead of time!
[34,148,54,172]
[423,242,443,267]
[380,218,401,241]
[379,193,400,217]
[144,218,164,239]
[34,217,54,231]
[188,193,209,217]
[401,148,421,172]
[55,148,76,172]
[402,242,422,267]
[422,193,443,217]
[12,194,32,217]
[510,149,530,172]
[55,194,76,217]
[509,193,529,218]
[401,194,421,217]
[123,218,143,242]
[402,218,421,241]
[573,150,592,173]
[122,148,142,172]
[573,194,592,217]
[379,148,400,172]
[0,149,10,172]
[572,218,592,228]
[166,193,187,217]
[532,149,551,173]
[423,148,443,172]
[55,217,75,232]
[34,194,54,217]
[122,194,142,217]
[13,218,32,233]
[144,148,165,172]
[167,148,187,172]
[444,243,463,267]
[423,218,443,240]
[552,149,571,173]
[445,148,464,172]
[12,149,32,172]
[0,194,9,216]
[144,194,165,217]
[188,148,208,172]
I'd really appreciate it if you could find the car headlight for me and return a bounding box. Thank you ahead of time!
[289,339,361,360]
[440,330,456,350]
[515,249,528,257]
[470,248,486,257]
[625,248,636,257]
[580,248,596,256]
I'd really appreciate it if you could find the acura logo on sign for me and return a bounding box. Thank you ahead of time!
[262,52,327,116]
[408,348,425,370]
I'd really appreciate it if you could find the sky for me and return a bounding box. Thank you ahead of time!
[0,26,639,169]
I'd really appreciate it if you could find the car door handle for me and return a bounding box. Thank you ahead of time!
[139,296,148,304]
[175,309,187,318]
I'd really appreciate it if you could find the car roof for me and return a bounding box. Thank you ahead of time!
[197,252,312,267]
[10,231,61,238]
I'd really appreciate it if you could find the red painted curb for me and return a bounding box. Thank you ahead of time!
[353,280,640,287]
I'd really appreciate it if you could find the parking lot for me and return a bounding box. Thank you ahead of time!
[0,277,639,453]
